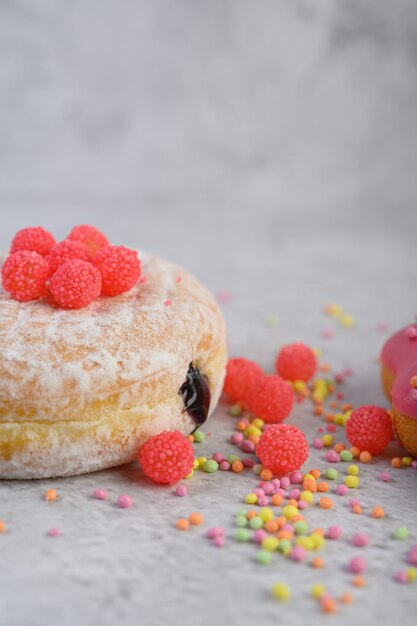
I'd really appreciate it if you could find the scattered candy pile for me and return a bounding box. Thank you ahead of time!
[1,225,141,308]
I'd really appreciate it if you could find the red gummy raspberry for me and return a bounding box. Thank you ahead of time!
[93,245,141,296]
[67,224,109,257]
[248,375,294,423]
[46,240,91,276]
[345,405,394,454]
[10,226,56,257]
[275,342,317,382]
[1,251,49,302]
[256,423,309,474]
[223,358,264,402]
[139,430,195,484]
[49,259,102,309]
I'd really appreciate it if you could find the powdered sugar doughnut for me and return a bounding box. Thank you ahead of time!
[380,323,417,456]
[0,253,227,479]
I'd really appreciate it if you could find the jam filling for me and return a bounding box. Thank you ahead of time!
[179,363,210,429]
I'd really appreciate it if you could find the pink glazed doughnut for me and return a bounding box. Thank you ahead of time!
[380,323,417,456]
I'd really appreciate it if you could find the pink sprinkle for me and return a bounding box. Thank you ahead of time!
[282,524,294,533]
[325,450,341,463]
[272,478,282,490]
[336,484,348,496]
[93,488,107,500]
[230,432,243,445]
[352,533,369,547]
[139,275,148,284]
[213,536,225,548]
[117,494,133,509]
[290,546,306,562]
[407,547,417,565]
[379,471,391,482]
[412,460,417,470]
[253,529,268,544]
[176,276,182,283]
[262,482,274,495]
[349,498,361,508]
[280,477,291,489]
[254,488,265,497]
[289,488,301,500]
[243,458,255,468]
[164,299,172,307]
[289,471,303,484]
[175,485,187,497]
[335,373,345,384]
[212,452,225,463]
[376,322,388,333]
[298,500,308,510]
[47,527,60,537]
[257,495,269,506]
[322,329,334,339]
[219,461,231,471]
[394,570,408,583]
[327,525,343,540]
[343,368,353,377]
[405,326,417,340]
[348,556,367,574]
[326,424,336,433]
[313,438,324,449]
[240,440,255,453]
[217,291,231,304]
[275,487,286,497]
[206,527,224,539]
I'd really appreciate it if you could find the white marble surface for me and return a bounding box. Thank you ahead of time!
[1,1,417,625]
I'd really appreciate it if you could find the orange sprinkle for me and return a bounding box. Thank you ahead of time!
[189,512,204,526]
[341,403,352,411]
[271,493,283,507]
[246,510,258,520]
[391,457,402,468]
[310,468,321,479]
[291,514,305,524]
[260,468,273,481]
[275,516,286,529]
[44,489,58,502]
[359,451,372,463]
[321,597,337,613]
[340,592,353,604]
[176,518,189,531]
[371,506,385,519]
[0,520,5,533]
[350,446,361,457]
[329,400,338,409]
[303,478,317,492]
[317,481,329,493]
[352,576,366,587]
[320,363,330,372]
[327,384,335,393]
[312,528,325,537]
[352,504,362,515]
[325,412,335,422]
[248,434,260,445]
[314,406,324,416]
[311,557,324,568]
[319,497,333,509]
[287,499,299,508]
[264,520,279,533]
[277,530,293,540]
[333,442,345,453]
[236,420,247,432]
[232,460,244,473]
[187,434,194,442]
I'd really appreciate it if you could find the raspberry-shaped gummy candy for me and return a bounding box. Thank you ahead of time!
[67,224,109,257]
[93,245,141,296]
[275,342,317,382]
[10,226,56,257]
[46,240,91,275]
[139,430,195,484]
[49,259,102,309]
[223,358,264,402]
[345,405,394,455]
[248,375,294,423]
[1,251,49,302]
[256,424,309,474]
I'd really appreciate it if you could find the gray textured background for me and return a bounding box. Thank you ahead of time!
[0,1,417,625]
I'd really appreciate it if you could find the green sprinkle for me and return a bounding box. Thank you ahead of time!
[203,459,218,473]
[193,430,206,443]
[278,539,292,555]
[326,468,338,480]
[255,550,272,565]
[227,454,240,465]
[293,521,308,535]
[265,314,279,327]
[236,515,248,528]
[235,528,250,542]
[253,464,263,475]
[229,404,242,417]
[340,450,353,462]
[402,457,413,466]
[249,516,264,530]
[394,526,409,540]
